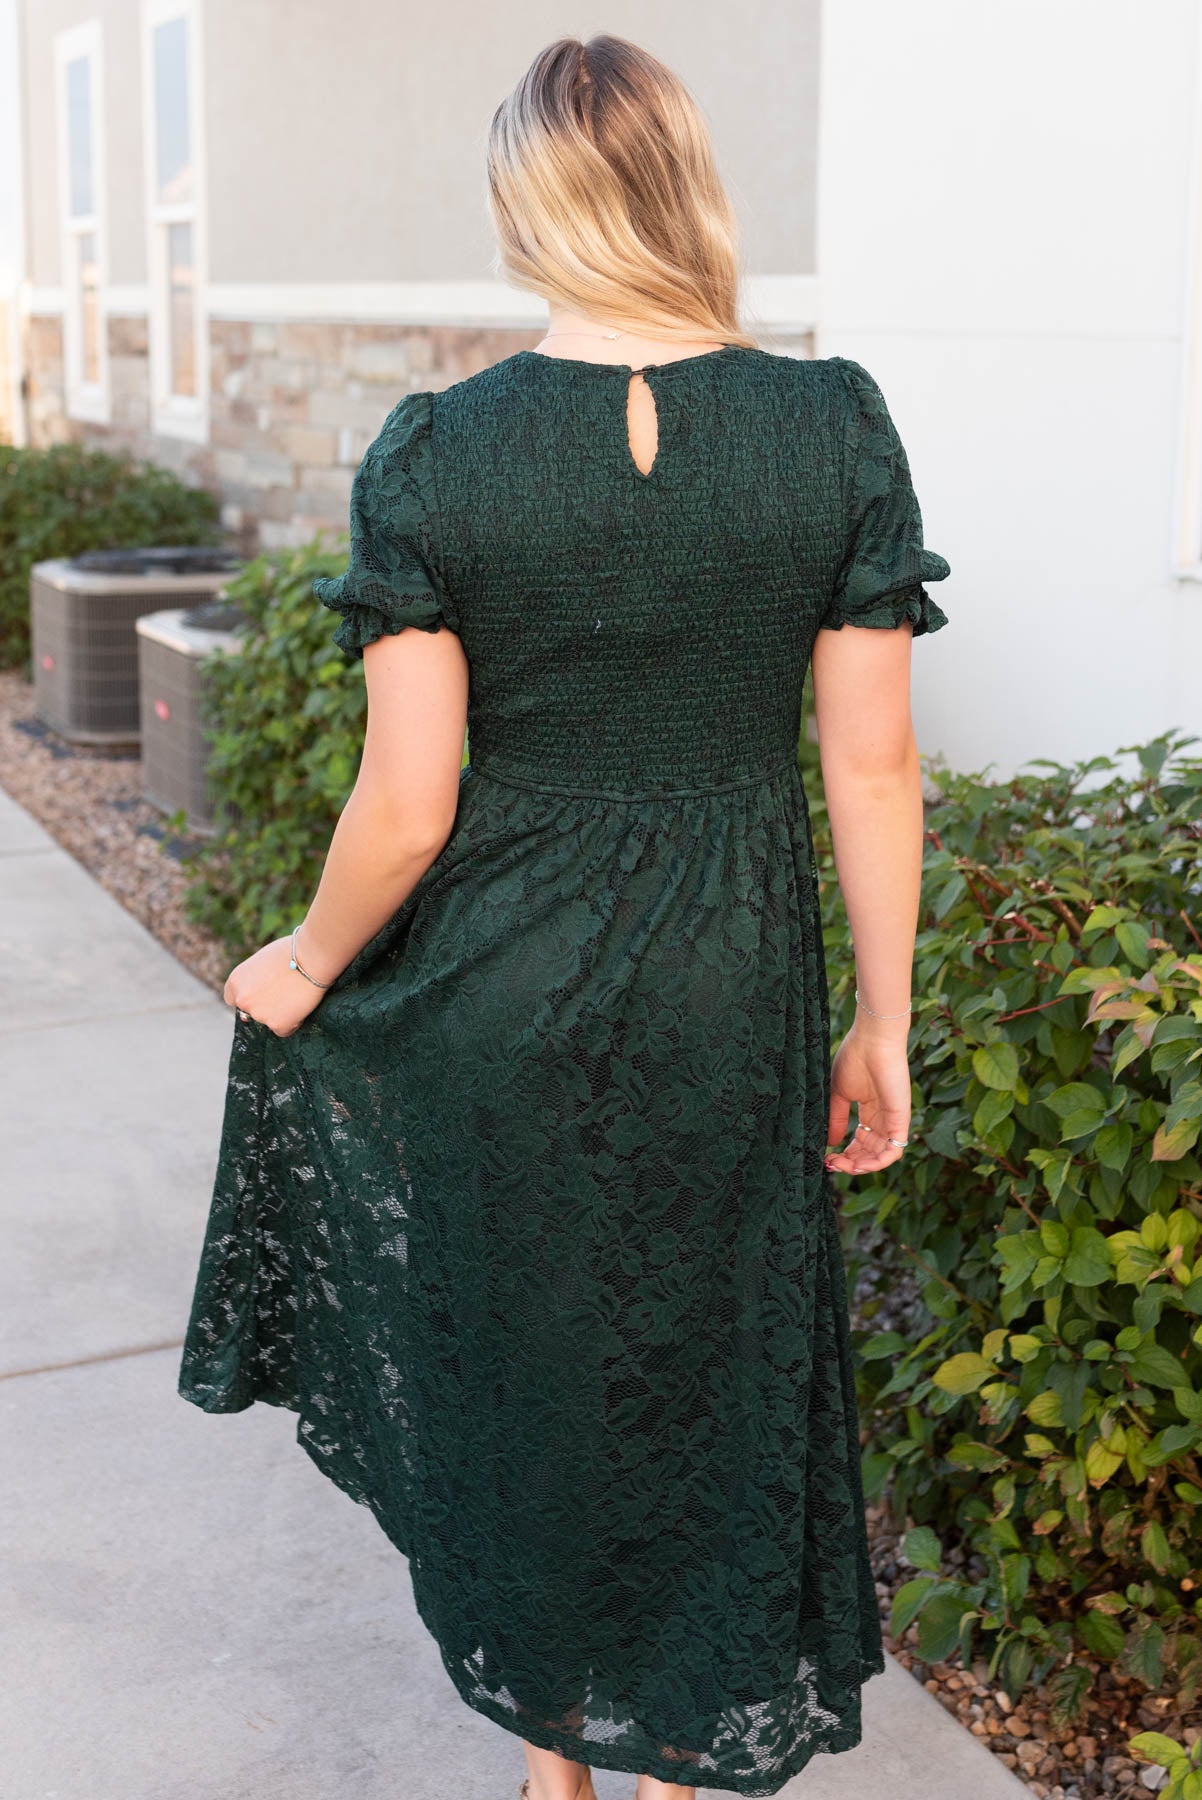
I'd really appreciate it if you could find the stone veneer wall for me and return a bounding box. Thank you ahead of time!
[207,320,550,551]
[24,315,67,447]
[16,313,815,552]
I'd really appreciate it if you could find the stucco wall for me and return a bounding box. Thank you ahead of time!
[20,2,819,290]
[815,0,1202,779]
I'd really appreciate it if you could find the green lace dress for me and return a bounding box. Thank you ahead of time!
[177,345,950,1796]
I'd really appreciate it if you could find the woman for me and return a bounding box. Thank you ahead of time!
[178,32,950,1800]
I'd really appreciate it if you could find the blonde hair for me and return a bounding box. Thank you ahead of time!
[486,35,758,351]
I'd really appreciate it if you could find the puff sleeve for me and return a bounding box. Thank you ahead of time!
[313,389,459,658]
[820,357,950,637]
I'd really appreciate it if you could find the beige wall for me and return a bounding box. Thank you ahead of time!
[204,2,818,281]
[23,0,147,286]
[23,0,819,290]
[12,0,819,513]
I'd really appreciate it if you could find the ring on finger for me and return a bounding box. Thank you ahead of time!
[887,1136,909,1148]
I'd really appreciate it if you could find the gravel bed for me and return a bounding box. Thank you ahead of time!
[2,668,1194,1798]
[866,1496,1196,1797]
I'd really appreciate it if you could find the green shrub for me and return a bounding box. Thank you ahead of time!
[818,729,1202,1719]
[183,538,470,959]
[0,439,223,668]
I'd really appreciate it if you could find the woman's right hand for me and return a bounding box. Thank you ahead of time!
[825,1016,913,1176]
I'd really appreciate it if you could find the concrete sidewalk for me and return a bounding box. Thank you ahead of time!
[0,785,1028,1800]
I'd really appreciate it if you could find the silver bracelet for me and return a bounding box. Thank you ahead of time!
[854,988,912,1019]
[290,924,334,990]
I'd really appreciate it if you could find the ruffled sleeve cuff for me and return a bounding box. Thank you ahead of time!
[821,358,950,638]
[313,389,459,659]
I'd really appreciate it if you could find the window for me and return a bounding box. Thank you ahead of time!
[1176,25,1202,579]
[142,0,207,440]
[54,23,110,422]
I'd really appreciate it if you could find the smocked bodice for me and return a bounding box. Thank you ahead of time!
[312,345,950,798]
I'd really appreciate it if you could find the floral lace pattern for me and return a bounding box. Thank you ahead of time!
[178,347,949,1795]
[311,389,458,656]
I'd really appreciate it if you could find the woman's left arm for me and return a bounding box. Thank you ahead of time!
[223,623,469,1035]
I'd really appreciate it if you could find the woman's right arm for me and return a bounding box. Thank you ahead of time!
[810,618,923,1176]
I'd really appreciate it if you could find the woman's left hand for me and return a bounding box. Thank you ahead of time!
[223,936,329,1037]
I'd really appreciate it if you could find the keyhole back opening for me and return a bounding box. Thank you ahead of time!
[625,371,659,480]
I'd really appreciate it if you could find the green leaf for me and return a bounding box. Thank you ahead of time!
[916,1590,975,1663]
[1153,1117,1201,1162]
[1116,920,1152,966]
[1082,905,1127,936]
[1040,1219,1071,1258]
[1169,1209,1202,1254]
[902,1525,943,1573]
[1150,1425,1199,1461]
[1064,1227,1113,1286]
[1001,1552,1031,1612]
[1123,1620,1166,1688]
[1134,1287,1166,1334]
[932,873,967,920]
[1079,1608,1125,1658]
[1061,1108,1105,1142]
[1027,1388,1064,1428]
[890,1575,938,1636]
[1090,1590,1128,1616]
[999,1636,1035,1702]
[946,1439,1009,1470]
[1141,1521,1172,1575]
[932,1353,994,1396]
[997,1231,1043,1291]
[888,1576,942,1648]
[1044,1081,1107,1118]
[1036,1147,1075,1202]
[974,1087,1015,1136]
[1049,1359,1091,1430]
[1129,1732,1188,1768]
[1113,1028,1147,1077]
[1095,1121,1134,1170]
[973,1042,1020,1092]
[1128,1341,1188,1390]
[1085,1438,1124,1486]
[1166,1083,1202,1131]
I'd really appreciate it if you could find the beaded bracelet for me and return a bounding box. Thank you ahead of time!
[854,988,912,1020]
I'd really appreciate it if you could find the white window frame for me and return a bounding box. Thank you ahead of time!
[54,21,111,425]
[1175,20,1202,580]
[140,0,208,443]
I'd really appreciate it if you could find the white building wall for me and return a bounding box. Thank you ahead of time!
[815,0,1202,780]
[0,0,26,441]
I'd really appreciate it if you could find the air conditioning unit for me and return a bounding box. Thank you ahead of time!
[136,600,246,835]
[31,545,244,747]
